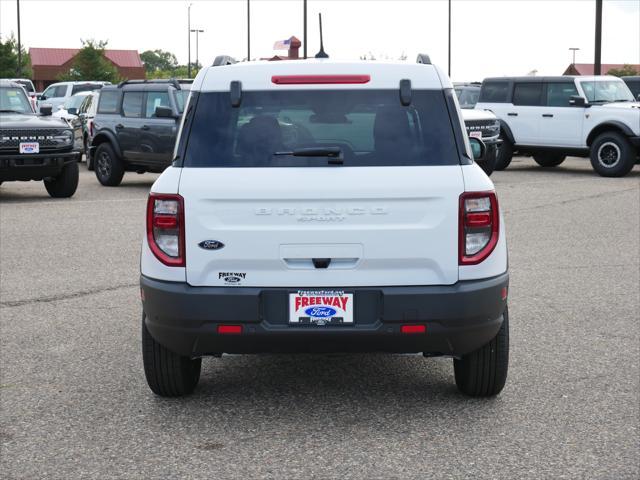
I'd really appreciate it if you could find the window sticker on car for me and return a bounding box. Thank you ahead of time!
[289,291,354,325]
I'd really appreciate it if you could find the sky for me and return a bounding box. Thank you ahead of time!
[0,0,639,81]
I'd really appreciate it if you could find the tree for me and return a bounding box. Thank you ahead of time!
[0,33,32,78]
[607,64,639,77]
[141,49,178,74]
[58,39,121,82]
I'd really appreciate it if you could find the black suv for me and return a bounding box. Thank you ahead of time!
[0,80,80,197]
[89,79,192,186]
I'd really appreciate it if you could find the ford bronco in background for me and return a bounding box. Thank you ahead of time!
[476,75,640,176]
[140,55,510,398]
[454,83,501,176]
[0,80,80,198]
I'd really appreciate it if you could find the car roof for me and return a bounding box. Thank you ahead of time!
[622,76,640,80]
[482,75,623,83]
[48,81,109,86]
[0,79,23,88]
[194,59,449,92]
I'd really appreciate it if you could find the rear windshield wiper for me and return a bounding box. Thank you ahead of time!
[274,146,343,164]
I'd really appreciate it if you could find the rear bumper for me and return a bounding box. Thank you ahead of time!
[141,273,509,357]
[0,152,80,181]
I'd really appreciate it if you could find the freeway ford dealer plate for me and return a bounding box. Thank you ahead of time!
[289,290,354,325]
[19,142,39,154]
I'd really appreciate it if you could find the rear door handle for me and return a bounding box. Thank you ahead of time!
[141,125,150,130]
[115,124,124,130]
[542,114,554,118]
[507,112,518,116]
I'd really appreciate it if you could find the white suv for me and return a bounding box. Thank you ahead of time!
[139,55,510,398]
[476,75,640,177]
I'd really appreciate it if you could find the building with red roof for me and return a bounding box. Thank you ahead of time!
[29,47,145,90]
[563,63,640,76]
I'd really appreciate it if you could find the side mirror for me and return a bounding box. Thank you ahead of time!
[40,104,53,116]
[469,137,486,161]
[39,95,47,101]
[569,95,586,107]
[154,105,176,118]
[67,107,78,115]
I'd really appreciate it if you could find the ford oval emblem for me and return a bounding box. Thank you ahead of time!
[199,240,225,250]
[304,306,337,317]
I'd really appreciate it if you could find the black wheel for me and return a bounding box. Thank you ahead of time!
[589,131,636,177]
[142,314,201,397]
[494,135,513,171]
[477,144,497,176]
[533,153,566,167]
[95,143,124,186]
[43,161,79,198]
[454,306,509,397]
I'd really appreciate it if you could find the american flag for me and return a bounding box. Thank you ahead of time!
[273,39,291,50]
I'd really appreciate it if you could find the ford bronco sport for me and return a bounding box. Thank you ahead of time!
[140,55,510,398]
[0,80,80,197]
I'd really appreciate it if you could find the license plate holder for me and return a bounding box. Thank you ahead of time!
[289,290,354,325]
[19,142,39,154]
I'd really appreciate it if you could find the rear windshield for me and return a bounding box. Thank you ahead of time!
[182,89,459,167]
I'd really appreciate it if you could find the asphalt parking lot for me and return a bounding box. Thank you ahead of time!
[1,157,638,479]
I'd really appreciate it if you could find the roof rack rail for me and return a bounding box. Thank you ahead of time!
[416,54,431,65]
[117,78,182,89]
[212,55,237,67]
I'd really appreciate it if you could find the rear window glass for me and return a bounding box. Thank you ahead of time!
[478,81,509,103]
[513,83,543,106]
[97,90,120,113]
[122,92,143,118]
[183,89,459,168]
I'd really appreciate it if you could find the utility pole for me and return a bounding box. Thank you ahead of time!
[303,0,307,59]
[448,0,451,77]
[569,47,580,65]
[190,29,204,71]
[247,0,251,61]
[17,0,22,77]
[187,3,192,78]
[594,0,602,75]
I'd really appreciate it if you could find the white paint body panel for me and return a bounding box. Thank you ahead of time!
[179,166,465,287]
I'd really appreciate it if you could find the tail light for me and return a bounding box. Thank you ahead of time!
[146,193,185,267]
[459,191,499,265]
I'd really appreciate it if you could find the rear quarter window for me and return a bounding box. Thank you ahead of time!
[478,81,510,103]
[97,90,120,114]
[181,89,461,168]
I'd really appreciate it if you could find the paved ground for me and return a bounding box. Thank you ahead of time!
[1,157,638,479]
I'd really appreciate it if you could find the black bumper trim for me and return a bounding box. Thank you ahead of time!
[141,273,509,357]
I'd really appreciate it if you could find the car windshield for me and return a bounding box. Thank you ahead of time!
[454,87,480,108]
[579,80,634,102]
[183,89,459,168]
[0,87,32,113]
[64,94,88,110]
[176,88,191,112]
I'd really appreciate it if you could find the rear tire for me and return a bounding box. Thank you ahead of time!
[533,153,566,167]
[43,161,79,198]
[95,143,124,186]
[454,306,509,397]
[142,315,201,397]
[477,144,497,176]
[589,131,636,177]
[494,135,513,171]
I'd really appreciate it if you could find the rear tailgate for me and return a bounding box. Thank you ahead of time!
[180,165,463,287]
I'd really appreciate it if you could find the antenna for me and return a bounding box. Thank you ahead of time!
[315,13,329,59]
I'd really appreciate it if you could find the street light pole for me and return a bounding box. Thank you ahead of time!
[187,3,192,78]
[190,29,204,71]
[569,47,580,65]
[16,0,22,77]
[448,0,451,77]
[303,0,307,59]
[247,0,251,61]
[594,0,602,75]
